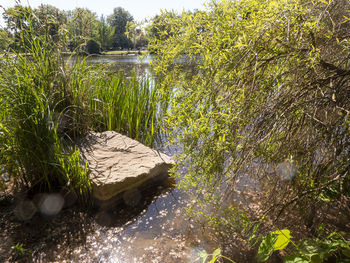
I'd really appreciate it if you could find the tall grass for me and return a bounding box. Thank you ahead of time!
[63,59,168,147]
[0,9,170,197]
[89,72,167,147]
[0,16,91,199]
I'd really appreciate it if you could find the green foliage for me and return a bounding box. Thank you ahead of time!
[287,233,350,263]
[0,11,91,199]
[86,38,100,54]
[257,229,292,262]
[257,233,280,262]
[197,248,236,263]
[149,0,350,260]
[88,72,168,146]
[258,229,350,263]
[146,11,181,41]
[57,147,91,199]
[0,29,13,51]
[273,229,293,250]
[146,11,182,53]
[66,8,99,52]
[3,5,36,51]
[126,21,148,49]
[2,4,148,52]
[97,15,115,51]
[34,4,68,42]
[11,242,32,261]
[0,6,168,200]
[107,7,134,49]
[3,5,67,51]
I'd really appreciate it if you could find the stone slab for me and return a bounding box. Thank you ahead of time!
[78,131,173,205]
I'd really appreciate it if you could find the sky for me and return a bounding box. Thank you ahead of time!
[0,0,207,27]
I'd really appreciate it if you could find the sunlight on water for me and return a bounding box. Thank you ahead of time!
[60,186,216,262]
[8,178,216,262]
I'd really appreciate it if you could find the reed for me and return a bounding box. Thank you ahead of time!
[0,13,91,198]
[88,72,166,147]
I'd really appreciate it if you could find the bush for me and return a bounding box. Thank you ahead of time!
[86,39,100,54]
[149,0,350,260]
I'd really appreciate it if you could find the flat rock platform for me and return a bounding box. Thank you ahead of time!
[78,131,173,207]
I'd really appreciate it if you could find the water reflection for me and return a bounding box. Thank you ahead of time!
[84,186,213,263]
[66,54,154,79]
[1,172,215,262]
[85,55,152,64]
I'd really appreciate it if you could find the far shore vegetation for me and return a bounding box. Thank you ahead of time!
[0,0,349,262]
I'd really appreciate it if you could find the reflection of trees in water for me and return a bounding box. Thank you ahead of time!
[65,55,154,78]
[109,62,154,79]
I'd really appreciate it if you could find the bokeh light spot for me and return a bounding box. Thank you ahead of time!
[39,193,64,216]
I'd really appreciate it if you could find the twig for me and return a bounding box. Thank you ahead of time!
[273,171,347,221]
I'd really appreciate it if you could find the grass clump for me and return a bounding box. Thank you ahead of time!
[0,16,91,199]
[89,71,167,146]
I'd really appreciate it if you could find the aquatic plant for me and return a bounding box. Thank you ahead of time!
[88,71,167,147]
[0,12,91,198]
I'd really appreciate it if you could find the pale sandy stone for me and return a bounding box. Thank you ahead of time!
[78,131,173,204]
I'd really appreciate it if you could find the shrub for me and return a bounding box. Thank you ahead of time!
[86,39,100,54]
[149,0,350,260]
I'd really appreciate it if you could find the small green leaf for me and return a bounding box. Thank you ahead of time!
[298,238,320,258]
[212,248,221,258]
[272,229,292,250]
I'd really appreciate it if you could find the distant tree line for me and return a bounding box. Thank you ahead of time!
[0,4,149,54]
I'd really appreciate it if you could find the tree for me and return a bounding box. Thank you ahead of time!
[86,38,100,54]
[146,11,181,41]
[146,11,185,54]
[97,15,114,51]
[150,0,350,260]
[126,21,147,49]
[34,4,67,42]
[2,6,35,51]
[107,7,133,49]
[3,5,33,32]
[67,8,99,52]
[3,5,68,51]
